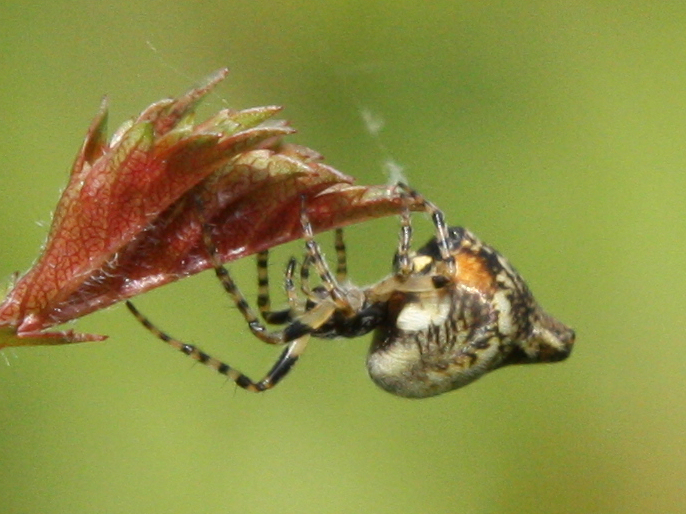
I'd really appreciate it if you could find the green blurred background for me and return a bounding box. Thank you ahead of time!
[2,2,685,513]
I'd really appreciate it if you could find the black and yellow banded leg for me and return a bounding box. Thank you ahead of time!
[201,224,296,345]
[334,228,347,283]
[396,183,456,273]
[255,250,295,326]
[125,301,308,392]
[284,257,300,312]
[299,254,313,298]
[299,210,355,315]
[298,255,331,312]
[395,195,413,279]
[300,230,347,295]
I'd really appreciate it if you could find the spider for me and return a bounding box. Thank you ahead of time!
[126,185,575,398]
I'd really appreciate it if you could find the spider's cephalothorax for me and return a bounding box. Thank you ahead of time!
[127,186,575,398]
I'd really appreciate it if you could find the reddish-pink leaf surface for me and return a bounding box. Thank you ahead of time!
[0,70,417,348]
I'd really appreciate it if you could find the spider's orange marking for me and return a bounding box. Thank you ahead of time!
[454,252,495,293]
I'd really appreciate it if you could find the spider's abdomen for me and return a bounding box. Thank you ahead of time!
[366,287,502,398]
[366,227,575,398]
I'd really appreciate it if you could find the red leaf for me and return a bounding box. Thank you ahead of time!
[0,71,414,347]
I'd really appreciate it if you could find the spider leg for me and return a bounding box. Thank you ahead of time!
[298,254,333,320]
[256,250,295,325]
[299,208,357,315]
[300,253,323,300]
[396,183,456,273]
[200,220,313,345]
[301,229,347,296]
[284,257,300,312]
[126,301,308,392]
[125,201,352,392]
[334,228,347,283]
[395,192,414,278]
[258,228,348,320]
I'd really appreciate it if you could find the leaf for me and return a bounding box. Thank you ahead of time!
[0,71,415,347]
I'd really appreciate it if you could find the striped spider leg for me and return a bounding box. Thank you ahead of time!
[126,203,377,392]
[126,226,314,393]
[255,227,348,326]
[127,185,575,397]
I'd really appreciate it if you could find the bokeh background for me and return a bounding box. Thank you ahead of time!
[2,2,685,513]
